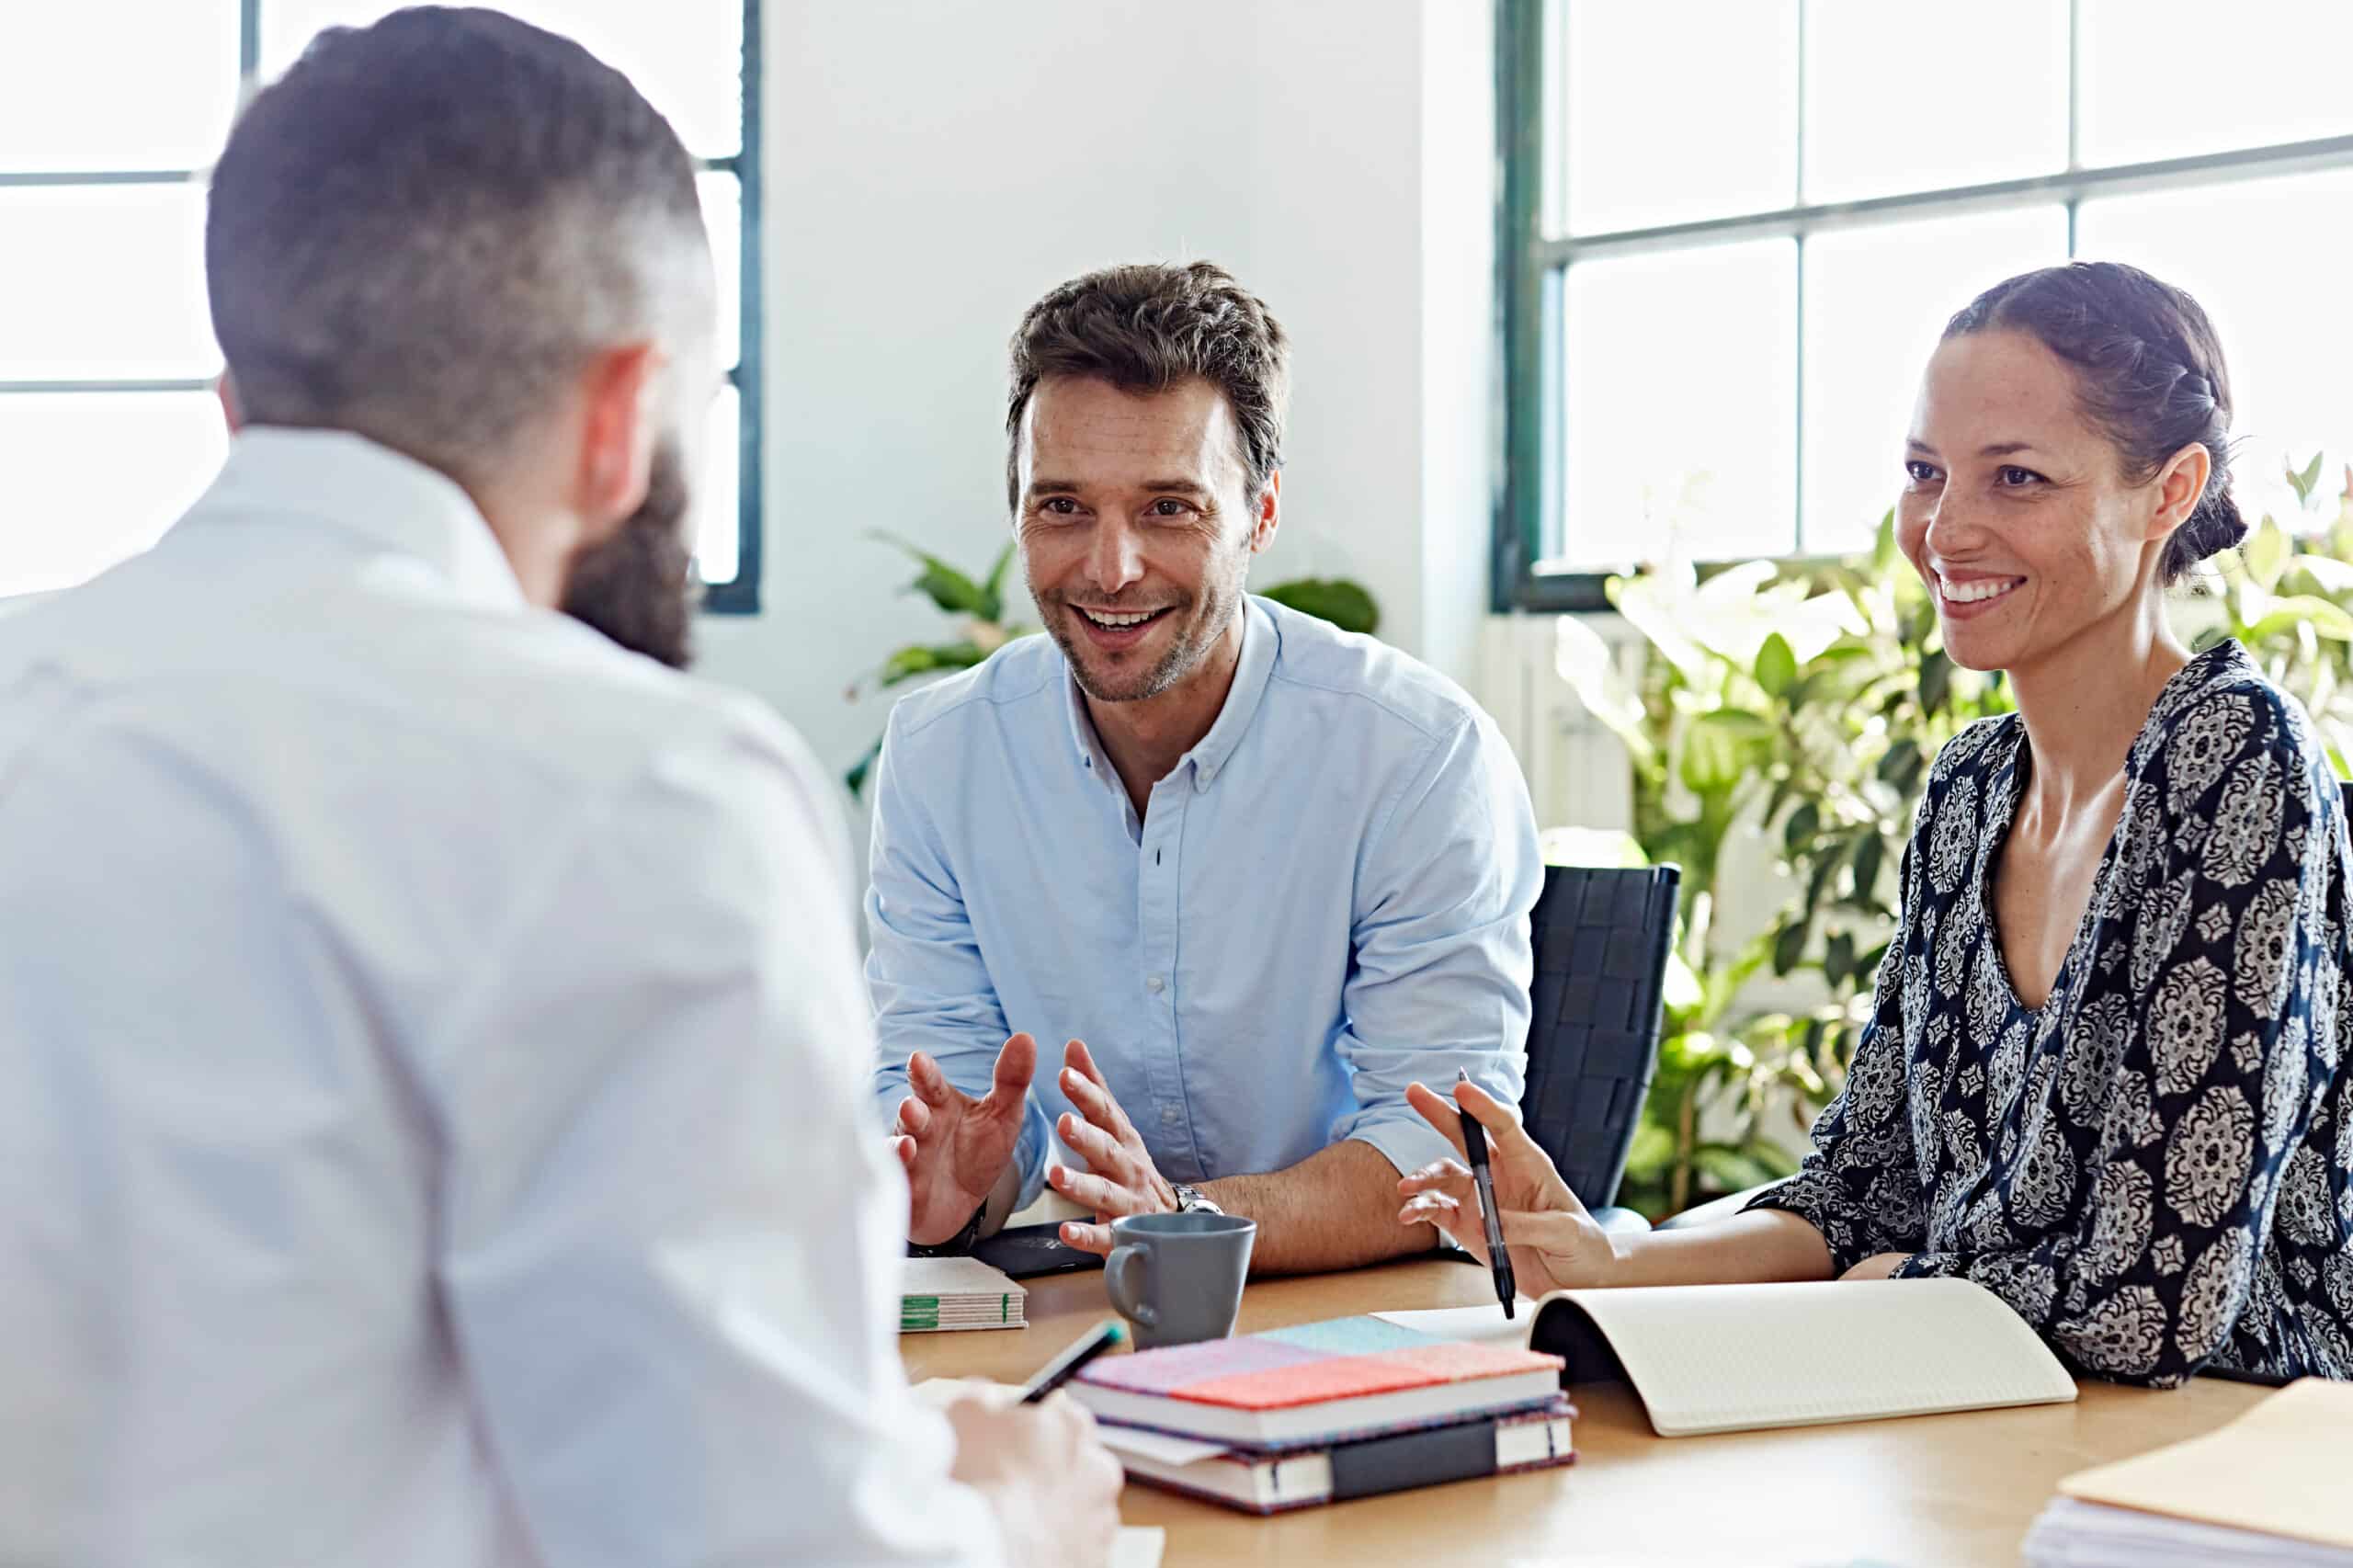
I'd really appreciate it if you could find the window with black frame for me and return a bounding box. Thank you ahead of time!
[0,0,761,610]
[1495,0,2353,613]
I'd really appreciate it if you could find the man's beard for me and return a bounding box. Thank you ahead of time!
[560,437,699,670]
[1039,554,1245,704]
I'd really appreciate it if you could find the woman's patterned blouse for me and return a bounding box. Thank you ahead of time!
[1749,641,2353,1385]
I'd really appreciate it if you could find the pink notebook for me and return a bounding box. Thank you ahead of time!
[1071,1315,1564,1451]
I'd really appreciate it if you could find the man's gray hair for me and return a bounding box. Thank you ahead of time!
[206,6,709,483]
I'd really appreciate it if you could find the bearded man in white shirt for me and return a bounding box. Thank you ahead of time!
[0,9,1118,1567]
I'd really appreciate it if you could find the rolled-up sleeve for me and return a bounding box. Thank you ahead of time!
[863,710,1051,1208]
[1332,713,1543,1177]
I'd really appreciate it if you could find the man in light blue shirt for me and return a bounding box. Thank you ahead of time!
[870,262,1542,1275]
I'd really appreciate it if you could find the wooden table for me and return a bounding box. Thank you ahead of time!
[903,1257,2266,1567]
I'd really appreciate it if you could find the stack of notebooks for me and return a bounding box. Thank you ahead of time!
[2022,1378,2353,1566]
[900,1256,1027,1334]
[1067,1315,1574,1513]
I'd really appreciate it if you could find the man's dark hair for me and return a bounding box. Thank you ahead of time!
[1006,261,1290,512]
[1945,261,2244,587]
[206,6,708,483]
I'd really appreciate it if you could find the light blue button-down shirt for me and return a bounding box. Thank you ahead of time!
[864,596,1542,1210]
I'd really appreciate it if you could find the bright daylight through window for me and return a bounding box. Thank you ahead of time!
[1503,0,2353,604]
[0,0,757,608]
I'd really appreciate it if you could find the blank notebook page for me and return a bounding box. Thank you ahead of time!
[1555,1278,2076,1436]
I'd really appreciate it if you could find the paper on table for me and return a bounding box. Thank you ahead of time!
[2059,1378,2353,1550]
[910,1376,1019,1410]
[1370,1302,1538,1351]
[902,1256,1025,1298]
[1113,1527,1166,1568]
[1093,1424,1234,1466]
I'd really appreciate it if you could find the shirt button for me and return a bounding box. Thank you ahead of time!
[1146,974,1165,994]
[1161,1107,1183,1127]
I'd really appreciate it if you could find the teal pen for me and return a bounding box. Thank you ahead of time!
[1457,1069,1518,1318]
[1019,1320,1126,1403]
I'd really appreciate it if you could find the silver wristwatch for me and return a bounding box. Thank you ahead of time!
[1170,1183,1223,1216]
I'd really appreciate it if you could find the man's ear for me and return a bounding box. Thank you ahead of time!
[1249,469,1282,554]
[216,373,244,434]
[2149,440,2213,541]
[574,341,665,533]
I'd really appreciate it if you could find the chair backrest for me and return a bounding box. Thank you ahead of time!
[1518,863,1681,1210]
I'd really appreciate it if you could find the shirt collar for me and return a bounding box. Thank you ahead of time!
[181,426,528,610]
[1059,596,1279,794]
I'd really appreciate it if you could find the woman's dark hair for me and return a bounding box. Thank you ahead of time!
[1943,261,2244,585]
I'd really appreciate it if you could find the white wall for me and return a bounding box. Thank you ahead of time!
[697,0,1497,793]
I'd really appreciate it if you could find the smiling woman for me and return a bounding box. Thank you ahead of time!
[1415,261,2353,1387]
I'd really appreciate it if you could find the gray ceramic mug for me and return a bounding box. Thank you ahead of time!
[1103,1211,1257,1349]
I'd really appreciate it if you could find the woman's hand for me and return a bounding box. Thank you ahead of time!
[1396,1078,1623,1296]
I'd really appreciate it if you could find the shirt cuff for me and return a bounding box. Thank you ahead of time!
[1742,1171,1873,1276]
[1011,1103,1051,1213]
[1338,1114,1458,1183]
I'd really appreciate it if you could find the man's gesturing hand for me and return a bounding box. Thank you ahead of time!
[1047,1040,1179,1255]
[893,1032,1037,1246]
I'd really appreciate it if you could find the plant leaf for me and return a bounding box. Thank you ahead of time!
[2242,517,2291,593]
[871,530,993,616]
[1755,631,1798,699]
[1918,648,1952,716]
[1824,930,1857,989]
[2290,449,2325,506]
[844,734,884,798]
[1771,917,1809,977]
[1555,616,1658,766]
[979,540,1016,622]
[1783,801,1820,855]
[1851,832,1886,904]
[1261,577,1380,634]
[879,641,985,687]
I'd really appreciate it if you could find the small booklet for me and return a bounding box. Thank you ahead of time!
[1096,1398,1574,1514]
[1069,1315,1563,1450]
[1376,1277,2075,1437]
[900,1256,1027,1334]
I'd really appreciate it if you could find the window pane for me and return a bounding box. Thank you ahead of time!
[1559,239,1798,568]
[699,172,741,370]
[1802,208,2069,556]
[2075,170,2353,528]
[0,186,218,381]
[2080,0,2353,165]
[1803,0,2066,204]
[0,393,227,597]
[0,2,240,173]
[695,383,742,587]
[1563,2,1799,234]
[262,1,744,158]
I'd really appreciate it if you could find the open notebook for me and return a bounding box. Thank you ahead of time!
[1376,1278,2075,1437]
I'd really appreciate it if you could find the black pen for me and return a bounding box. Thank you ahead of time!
[1457,1069,1518,1318]
[1019,1320,1127,1403]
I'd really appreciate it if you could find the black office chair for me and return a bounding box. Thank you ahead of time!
[1519,864,1681,1236]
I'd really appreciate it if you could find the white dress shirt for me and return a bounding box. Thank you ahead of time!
[0,429,1002,1568]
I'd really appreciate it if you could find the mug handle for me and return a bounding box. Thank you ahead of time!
[1104,1244,1158,1329]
